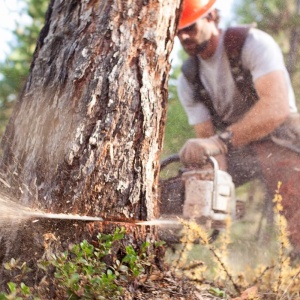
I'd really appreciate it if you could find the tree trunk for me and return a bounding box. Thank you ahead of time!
[0,0,180,278]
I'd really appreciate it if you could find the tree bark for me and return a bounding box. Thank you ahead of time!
[0,0,181,277]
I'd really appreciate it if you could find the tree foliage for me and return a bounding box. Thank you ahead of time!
[234,0,298,44]
[233,0,300,102]
[0,0,48,135]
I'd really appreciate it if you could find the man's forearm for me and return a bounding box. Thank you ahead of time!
[228,96,289,148]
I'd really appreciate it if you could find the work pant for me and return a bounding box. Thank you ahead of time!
[226,140,300,252]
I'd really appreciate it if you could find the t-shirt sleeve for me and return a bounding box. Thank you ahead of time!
[177,73,211,125]
[242,28,286,81]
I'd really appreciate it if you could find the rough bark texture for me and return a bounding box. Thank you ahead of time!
[0,0,181,277]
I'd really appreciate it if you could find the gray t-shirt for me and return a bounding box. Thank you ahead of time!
[177,28,297,126]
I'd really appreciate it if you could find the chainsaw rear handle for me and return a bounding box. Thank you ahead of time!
[160,153,215,171]
[160,153,180,170]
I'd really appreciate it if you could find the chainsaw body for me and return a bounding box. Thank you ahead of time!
[182,157,236,229]
[158,155,241,242]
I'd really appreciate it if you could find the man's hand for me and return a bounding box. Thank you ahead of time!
[179,135,228,166]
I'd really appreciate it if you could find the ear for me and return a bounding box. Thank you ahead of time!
[206,9,219,24]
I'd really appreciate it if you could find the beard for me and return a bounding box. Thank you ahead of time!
[182,40,209,56]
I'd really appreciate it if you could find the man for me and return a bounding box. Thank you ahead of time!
[177,0,300,253]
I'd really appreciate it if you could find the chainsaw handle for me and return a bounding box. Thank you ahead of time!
[160,154,217,171]
[160,154,180,170]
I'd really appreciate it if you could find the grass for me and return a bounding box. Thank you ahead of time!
[162,96,195,159]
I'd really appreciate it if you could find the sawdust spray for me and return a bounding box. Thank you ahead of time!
[0,189,103,225]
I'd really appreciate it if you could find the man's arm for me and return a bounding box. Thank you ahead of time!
[228,70,290,148]
[179,70,290,166]
[193,120,227,170]
[178,119,227,169]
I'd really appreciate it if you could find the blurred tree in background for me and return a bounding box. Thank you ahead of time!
[0,0,48,135]
[233,0,300,103]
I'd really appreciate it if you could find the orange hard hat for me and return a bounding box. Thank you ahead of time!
[178,0,216,29]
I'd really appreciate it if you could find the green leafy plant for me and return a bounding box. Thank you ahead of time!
[0,259,37,300]
[39,228,127,299]
[121,242,151,278]
[0,227,165,299]
[47,229,164,299]
[3,258,32,280]
[0,281,37,300]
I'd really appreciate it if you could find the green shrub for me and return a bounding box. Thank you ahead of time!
[0,228,164,300]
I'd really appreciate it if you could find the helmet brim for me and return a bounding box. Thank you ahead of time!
[178,0,216,30]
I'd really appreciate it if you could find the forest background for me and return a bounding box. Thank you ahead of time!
[0,0,299,157]
[1,0,299,246]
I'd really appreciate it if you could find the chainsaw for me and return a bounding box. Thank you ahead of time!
[158,154,245,243]
[0,154,244,241]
